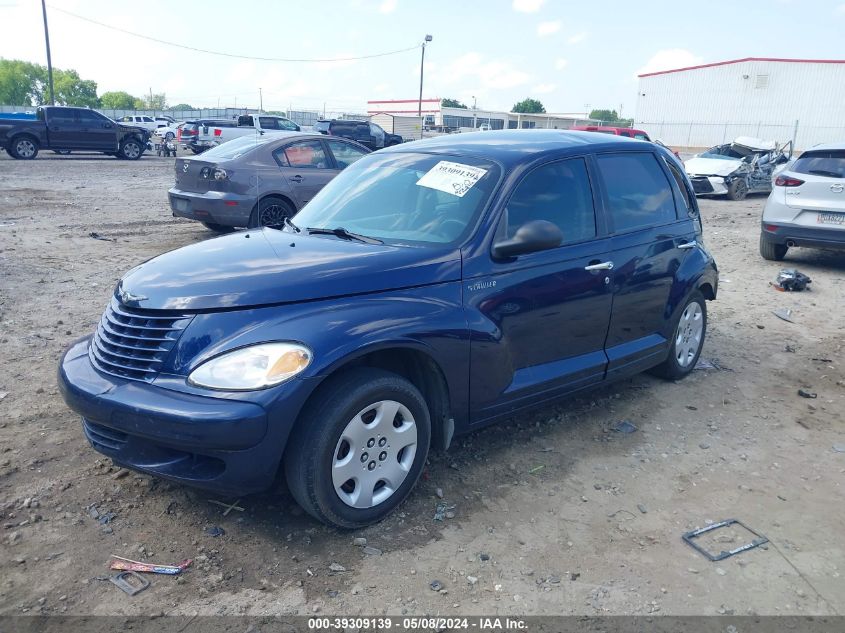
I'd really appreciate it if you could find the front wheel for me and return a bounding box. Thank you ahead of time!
[118,138,143,160]
[285,368,431,529]
[649,291,707,380]
[727,178,748,201]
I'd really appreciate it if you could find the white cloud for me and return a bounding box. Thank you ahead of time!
[537,20,561,37]
[532,83,556,94]
[836,2,845,14]
[635,48,704,77]
[379,0,397,13]
[426,51,531,91]
[554,58,568,70]
[567,31,588,44]
[513,0,545,12]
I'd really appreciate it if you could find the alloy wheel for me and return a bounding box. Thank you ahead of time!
[16,139,36,158]
[259,204,290,227]
[674,302,703,367]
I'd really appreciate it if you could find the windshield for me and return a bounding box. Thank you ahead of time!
[292,152,501,245]
[200,135,273,160]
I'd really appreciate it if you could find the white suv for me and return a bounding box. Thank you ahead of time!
[760,142,845,260]
[118,115,159,132]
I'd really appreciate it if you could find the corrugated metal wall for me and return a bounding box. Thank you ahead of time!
[634,60,845,149]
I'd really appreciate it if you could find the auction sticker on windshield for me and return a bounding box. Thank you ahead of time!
[417,161,488,198]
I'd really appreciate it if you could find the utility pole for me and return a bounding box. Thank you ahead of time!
[149,87,153,109]
[472,95,477,129]
[259,88,263,113]
[40,0,54,105]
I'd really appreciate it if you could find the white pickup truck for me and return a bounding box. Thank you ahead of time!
[197,114,300,147]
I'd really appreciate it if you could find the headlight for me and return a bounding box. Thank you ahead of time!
[188,342,311,391]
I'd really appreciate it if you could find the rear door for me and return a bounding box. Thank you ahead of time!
[46,109,82,148]
[784,150,845,225]
[594,151,697,380]
[274,139,337,207]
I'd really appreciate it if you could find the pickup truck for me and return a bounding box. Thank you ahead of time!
[196,114,300,148]
[0,106,151,160]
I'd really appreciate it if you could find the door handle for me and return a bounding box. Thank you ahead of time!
[677,240,697,250]
[584,261,614,271]
[289,175,303,183]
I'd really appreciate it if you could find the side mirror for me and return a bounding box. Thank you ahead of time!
[492,220,563,259]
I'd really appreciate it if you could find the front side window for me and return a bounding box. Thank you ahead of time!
[292,152,500,245]
[142,117,153,123]
[79,110,106,123]
[283,140,328,168]
[326,139,368,169]
[503,158,596,243]
[596,152,677,233]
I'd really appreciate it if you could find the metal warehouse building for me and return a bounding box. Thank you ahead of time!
[634,57,845,150]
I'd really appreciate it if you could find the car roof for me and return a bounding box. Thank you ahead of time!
[379,129,652,168]
[802,142,845,152]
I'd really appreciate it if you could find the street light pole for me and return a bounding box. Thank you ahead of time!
[418,34,433,123]
[259,88,263,113]
[472,95,477,129]
[40,0,55,105]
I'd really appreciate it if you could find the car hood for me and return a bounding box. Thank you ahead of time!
[118,124,149,138]
[684,156,743,177]
[116,228,461,311]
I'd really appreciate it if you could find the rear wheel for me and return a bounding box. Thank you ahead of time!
[119,138,143,160]
[250,197,295,229]
[650,291,707,380]
[9,136,39,160]
[727,178,748,201]
[759,235,788,261]
[285,368,431,529]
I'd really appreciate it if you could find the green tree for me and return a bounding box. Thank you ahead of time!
[100,91,139,109]
[143,92,167,109]
[511,98,546,114]
[170,103,194,111]
[0,59,46,105]
[49,69,99,107]
[589,108,619,122]
[441,98,467,109]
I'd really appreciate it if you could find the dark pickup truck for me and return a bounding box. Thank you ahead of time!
[0,106,151,160]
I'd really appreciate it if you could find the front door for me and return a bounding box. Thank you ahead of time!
[275,140,338,208]
[77,109,116,150]
[467,157,613,424]
[593,151,697,379]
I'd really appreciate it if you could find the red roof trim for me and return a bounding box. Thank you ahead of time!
[367,109,439,114]
[367,99,441,104]
[638,57,845,78]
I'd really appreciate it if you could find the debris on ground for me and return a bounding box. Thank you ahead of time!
[88,231,115,242]
[204,526,225,537]
[362,546,382,556]
[328,562,347,572]
[434,501,455,521]
[773,308,795,323]
[772,269,812,292]
[682,519,769,561]
[352,537,367,547]
[612,420,638,434]
[109,571,150,596]
[429,580,444,591]
[797,389,817,399]
[109,555,192,575]
[208,499,244,516]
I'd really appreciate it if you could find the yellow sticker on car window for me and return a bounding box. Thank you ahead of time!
[416,161,488,198]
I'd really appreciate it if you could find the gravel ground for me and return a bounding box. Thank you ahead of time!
[0,150,844,617]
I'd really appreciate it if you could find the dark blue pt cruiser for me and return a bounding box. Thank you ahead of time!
[59,130,718,529]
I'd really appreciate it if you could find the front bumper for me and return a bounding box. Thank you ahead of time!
[169,188,254,227]
[761,222,845,250]
[690,175,728,196]
[58,336,283,495]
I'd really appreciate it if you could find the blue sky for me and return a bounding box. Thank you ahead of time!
[2,0,845,115]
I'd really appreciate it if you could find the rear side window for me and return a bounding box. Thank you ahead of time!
[503,158,596,244]
[596,152,677,232]
[314,121,330,133]
[663,157,693,213]
[791,150,845,179]
[51,111,78,125]
[326,139,368,169]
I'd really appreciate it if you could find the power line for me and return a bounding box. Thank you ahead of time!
[47,5,421,63]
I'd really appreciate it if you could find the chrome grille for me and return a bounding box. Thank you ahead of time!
[89,297,193,382]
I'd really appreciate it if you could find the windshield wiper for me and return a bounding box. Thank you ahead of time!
[808,169,843,179]
[283,216,301,233]
[306,226,383,245]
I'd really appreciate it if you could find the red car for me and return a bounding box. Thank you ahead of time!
[570,125,651,140]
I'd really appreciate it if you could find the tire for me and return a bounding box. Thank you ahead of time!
[726,178,748,201]
[759,235,788,261]
[202,222,234,234]
[649,291,707,381]
[118,138,143,160]
[285,368,431,529]
[249,196,295,229]
[164,132,175,141]
[9,135,39,160]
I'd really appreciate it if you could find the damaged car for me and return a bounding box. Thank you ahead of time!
[685,136,792,201]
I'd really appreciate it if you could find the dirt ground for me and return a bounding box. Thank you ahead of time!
[0,149,843,618]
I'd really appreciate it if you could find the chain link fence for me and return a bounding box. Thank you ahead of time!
[634,120,845,151]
